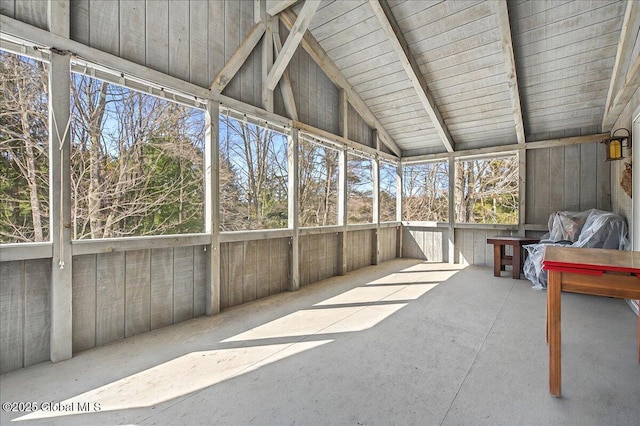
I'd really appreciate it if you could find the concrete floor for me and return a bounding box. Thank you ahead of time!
[1,259,639,425]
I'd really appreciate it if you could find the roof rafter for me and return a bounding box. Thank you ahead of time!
[267,0,321,91]
[495,0,526,145]
[209,21,266,94]
[602,0,640,130]
[279,8,402,157]
[368,0,455,153]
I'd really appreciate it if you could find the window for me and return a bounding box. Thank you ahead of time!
[0,51,49,243]
[70,73,205,239]
[219,113,288,231]
[379,161,398,222]
[454,155,518,224]
[347,153,374,224]
[403,161,449,222]
[298,136,339,227]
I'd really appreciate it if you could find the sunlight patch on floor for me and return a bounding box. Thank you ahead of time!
[15,340,332,422]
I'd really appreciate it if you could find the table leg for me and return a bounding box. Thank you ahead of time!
[513,243,521,279]
[493,244,501,277]
[548,270,562,397]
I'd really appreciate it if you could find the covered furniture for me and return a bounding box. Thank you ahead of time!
[523,209,629,289]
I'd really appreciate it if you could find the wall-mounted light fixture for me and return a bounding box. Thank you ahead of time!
[601,128,631,161]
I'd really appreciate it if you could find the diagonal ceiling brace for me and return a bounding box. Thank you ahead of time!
[368,0,455,153]
[210,21,266,94]
[267,0,321,91]
[495,0,526,144]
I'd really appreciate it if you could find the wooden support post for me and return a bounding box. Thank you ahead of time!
[337,90,348,275]
[48,0,72,363]
[518,148,526,236]
[337,148,348,274]
[372,131,380,265]
[205,101,221,315]
[288,128,300,290]
[261,1,274,111]
[448,157,456,264]
[396,162,403,258]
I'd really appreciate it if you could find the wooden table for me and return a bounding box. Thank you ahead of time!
[542,246,640,397]
[487,236,539,279]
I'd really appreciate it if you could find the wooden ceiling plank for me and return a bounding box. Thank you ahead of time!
[267,0,321,91]
[209,20,266,93]
[368,0,455,152]
[495,0,526,144]
[279,8,402,157]
[266,0,299,17]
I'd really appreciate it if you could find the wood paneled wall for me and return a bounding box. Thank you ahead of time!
[71,246,207,353]
[299,233,339,287]
[454,228,512,267]
[377,227,398,263]
[402,227,448,262]
[526,140,611,225]
[0,259,50,374]
[220,238,290,309]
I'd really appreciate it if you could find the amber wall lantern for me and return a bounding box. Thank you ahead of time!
[601,128,631,161]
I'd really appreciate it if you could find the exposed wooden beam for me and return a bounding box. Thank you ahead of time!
[368,0,455,153]
[267,0,320,91]
[209,21,266,93]
[603,53,640,130]
[603,0,639,130]
[261,2,275,111]
[267,0,299,16]
[402,134,609,163]
[273,26,299,120]
[279,9,402,157]
[495,0,526,145]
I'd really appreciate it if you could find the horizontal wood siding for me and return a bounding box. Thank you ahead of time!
[0,259,51,374]
[526,140,611,226]
[402,227,447,262]
[219,237,290,309]
[71,245,207,353]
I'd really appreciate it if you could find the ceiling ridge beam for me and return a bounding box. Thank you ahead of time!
[279,8,402,157]
[209,21,266,94]
[368,0,455,153]
[495,0,526,145]
[267,0,321,91]
[602,0,640,130]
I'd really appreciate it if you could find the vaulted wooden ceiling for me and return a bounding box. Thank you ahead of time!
[278,0,638,157]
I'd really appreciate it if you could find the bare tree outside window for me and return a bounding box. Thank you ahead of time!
[0,51,49,243]
[379,161,397,222]
[347,153,373,224]
[403,161,449,222]
[70,74,205,239]
[298,137,339,227]
[454,156,518,224]
[219,114,288,231]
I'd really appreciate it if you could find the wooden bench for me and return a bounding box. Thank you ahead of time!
[486,236,540,279]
